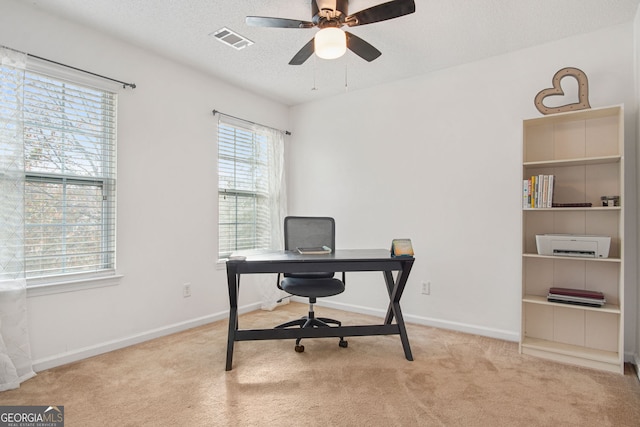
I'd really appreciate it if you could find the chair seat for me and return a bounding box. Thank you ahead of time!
[280,277,345,298]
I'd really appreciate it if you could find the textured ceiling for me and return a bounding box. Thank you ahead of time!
[26,0,640,106]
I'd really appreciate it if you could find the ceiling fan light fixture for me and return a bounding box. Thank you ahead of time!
[314,27,347,59]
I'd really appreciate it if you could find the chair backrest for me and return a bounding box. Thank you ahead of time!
[283,216,335,279]
[284,216,335,252]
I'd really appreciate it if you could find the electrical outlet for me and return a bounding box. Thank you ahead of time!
[421,281,430,295]
[183,283,191,298]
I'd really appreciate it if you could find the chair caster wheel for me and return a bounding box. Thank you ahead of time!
[295,344,305,353]
[339,339,348,348]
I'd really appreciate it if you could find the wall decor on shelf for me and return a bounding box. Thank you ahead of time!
[534,67,591,115]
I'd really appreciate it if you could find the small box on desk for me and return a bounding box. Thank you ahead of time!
[391,239,414,257]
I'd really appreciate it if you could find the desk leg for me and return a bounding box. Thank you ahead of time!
[383,264,414,361]
[383,270,396,324]
[225,266,240,371]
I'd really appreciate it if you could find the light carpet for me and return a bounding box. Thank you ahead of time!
[1,303,639,426]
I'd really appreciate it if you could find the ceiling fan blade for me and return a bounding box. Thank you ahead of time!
[246,16,314,29]
[345,0,416,27]
[289,38,315,65]
[345,32,382,62]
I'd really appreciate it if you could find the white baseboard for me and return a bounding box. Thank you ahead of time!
[316,299,638,371]
[31,302,262,372]
[42,297,615,372]
[312,299,520,343]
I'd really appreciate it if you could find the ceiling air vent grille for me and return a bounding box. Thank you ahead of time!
[211,27,254,50]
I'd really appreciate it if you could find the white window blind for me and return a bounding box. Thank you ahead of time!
[218,116,273,258]
[23,72,116,278]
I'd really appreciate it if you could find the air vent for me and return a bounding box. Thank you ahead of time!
[211,27,254,50]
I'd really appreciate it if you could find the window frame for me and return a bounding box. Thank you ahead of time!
[19,63,120,289]
[217,117,277,260]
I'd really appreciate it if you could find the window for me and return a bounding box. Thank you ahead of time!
[217,115,284,259]
[23,72,117,278]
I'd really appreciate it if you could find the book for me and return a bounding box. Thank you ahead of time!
[547,287,605,307]
[523,174,555,208]
[531,175,536,208]
[391,239,414,257]
[547,297,605,307]
[297,246,332,255]
[548,287,605,300]
[537,174,543,207]
[551,202,592,207]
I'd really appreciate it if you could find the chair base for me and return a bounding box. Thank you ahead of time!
[276,316,341,329]
[275,309,348,352]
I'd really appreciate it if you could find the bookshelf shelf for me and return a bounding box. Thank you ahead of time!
[523,207,621,212]
[520,337,621,373]
[522,253,621,263]
[523,155,621,168]
[522,295,621,314]
[520,105,624,374]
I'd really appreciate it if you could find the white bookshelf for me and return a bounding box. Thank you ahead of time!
[521,105,624,374]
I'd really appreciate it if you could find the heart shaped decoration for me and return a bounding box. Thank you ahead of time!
[534,67,591,115]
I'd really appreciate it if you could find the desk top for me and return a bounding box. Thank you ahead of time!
[226,249,414,274]
[230,248,402,261]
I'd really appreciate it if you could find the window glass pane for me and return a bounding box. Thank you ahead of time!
[25,178,108,276]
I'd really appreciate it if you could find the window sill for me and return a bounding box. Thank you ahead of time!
[27,271,123,297]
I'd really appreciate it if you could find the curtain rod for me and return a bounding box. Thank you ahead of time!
[27,53,136,89]
[2,45,135,88]
[212,110,291,136]
[1,44,136,89]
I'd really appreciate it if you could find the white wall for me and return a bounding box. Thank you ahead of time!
[1,0,289,369]
[289,24,639,356]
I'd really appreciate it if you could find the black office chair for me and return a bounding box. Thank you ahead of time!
[275,216,348,353]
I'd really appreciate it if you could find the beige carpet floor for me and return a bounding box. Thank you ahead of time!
[1,302,639,426]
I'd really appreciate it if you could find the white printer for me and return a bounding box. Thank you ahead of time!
[535,234,611,258]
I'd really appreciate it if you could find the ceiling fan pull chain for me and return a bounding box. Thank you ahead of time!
[312,55,318,91]
[344,56,349,92]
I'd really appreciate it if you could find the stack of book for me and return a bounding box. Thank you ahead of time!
[547,287,606,307]
[523,174,554,208]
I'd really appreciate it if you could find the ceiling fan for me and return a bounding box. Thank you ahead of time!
[246,0,416,65]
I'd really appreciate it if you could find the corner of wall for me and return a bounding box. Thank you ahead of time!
[634,2,640,372]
